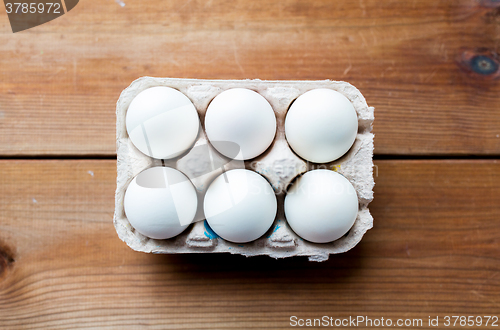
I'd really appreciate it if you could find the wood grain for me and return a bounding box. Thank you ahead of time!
[0,160,498,329]
[0,0,499,156]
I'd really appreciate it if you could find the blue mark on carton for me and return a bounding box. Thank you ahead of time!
[203,220,219,239]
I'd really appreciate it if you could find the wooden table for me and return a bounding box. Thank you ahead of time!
[1,1,499,329]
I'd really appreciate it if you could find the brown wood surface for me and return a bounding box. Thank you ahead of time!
[0,160,499,329]
[1,0,499,328]
[1,0,500,156]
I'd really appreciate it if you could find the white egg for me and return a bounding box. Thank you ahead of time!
[285,88,358,163]
[126,86,199,159]
[204,169,277,243]
[205,88,276,160]
[124,167,198,240]
[284,169,358,243]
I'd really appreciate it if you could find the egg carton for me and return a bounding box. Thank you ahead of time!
[114,77,374,262]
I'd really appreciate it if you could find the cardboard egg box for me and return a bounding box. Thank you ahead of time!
[114,77,374,262]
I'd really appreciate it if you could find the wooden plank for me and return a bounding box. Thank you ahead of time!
[0,0,499,156]
[0,160,499,329]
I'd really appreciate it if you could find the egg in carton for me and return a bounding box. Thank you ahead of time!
[114,77,374,262]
